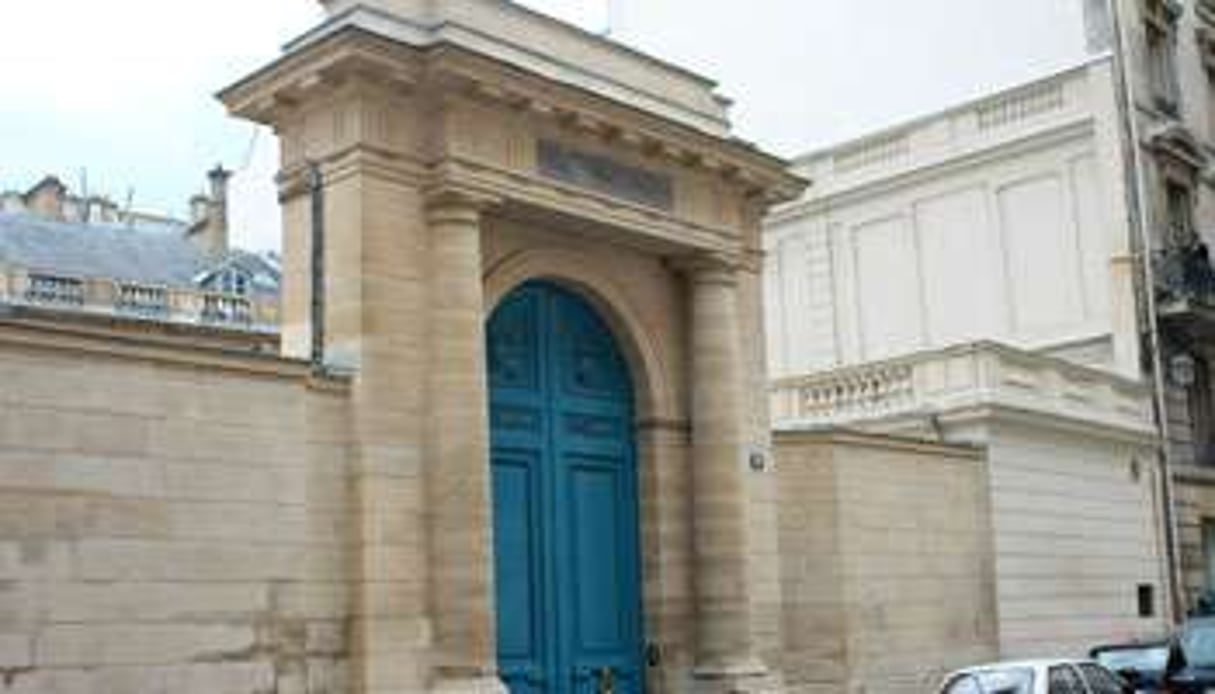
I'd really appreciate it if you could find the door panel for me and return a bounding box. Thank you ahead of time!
[493,450,546,693]
[489,281,643,694]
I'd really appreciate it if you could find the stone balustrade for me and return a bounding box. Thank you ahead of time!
[771,341,1155,436]
[790,59,1097,196]
[0,265,277,332]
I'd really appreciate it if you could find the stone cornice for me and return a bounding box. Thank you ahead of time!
[436,156,742,254]
[772,426,984,460]
[300,1,727,131]
[220,26,805,205]
[277,144,432,202]
[275,141,752,257]
[0,313,349,390]
[1146,121,1208,172]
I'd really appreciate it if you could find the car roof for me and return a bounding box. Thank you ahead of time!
[952,659,1098,674]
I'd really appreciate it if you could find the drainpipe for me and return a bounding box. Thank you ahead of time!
[1106,0,1185,623]
[307,161,326,372]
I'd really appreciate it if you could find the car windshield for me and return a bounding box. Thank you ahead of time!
[972,667,1035,694]
[1181,622,1215,668]
[1093,646,1169,673]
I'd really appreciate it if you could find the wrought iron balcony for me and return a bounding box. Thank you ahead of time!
[1155,237,1215,307]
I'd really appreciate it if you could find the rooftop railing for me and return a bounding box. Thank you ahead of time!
[0,266,277,332]
[798,63,1089,183]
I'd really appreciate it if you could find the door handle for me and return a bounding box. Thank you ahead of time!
[595,665,615,694]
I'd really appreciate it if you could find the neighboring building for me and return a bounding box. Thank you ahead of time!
[1084,0,1215,609]
[766,56,1169,666]
[765,0,1215,672]
[0,168,280,340]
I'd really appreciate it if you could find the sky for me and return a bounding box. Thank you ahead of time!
[0,1,1089,251]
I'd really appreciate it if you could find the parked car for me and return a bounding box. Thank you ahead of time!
[1161,616,1215,694]
[938,659,1130,694]
[1089,640,1169,692]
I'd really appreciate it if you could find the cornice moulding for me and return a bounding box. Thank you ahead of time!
[220,27,805,205]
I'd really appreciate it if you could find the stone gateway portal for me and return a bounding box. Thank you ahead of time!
[488,281,644,694]
[218,0,804,690]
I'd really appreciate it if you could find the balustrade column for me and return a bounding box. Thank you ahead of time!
[685,255,768,689]
[425,191,506,692]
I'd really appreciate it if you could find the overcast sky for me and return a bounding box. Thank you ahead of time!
[1,1,1088,251]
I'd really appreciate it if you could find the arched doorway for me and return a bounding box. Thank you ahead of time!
[487,280,644,694]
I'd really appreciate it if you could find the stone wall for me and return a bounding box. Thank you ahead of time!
[0,320,353,694]
[984,422,1168,656]
[774,429,997,694]
[1174,466,1215,608]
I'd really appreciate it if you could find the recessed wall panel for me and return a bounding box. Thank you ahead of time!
[998,176,1083,335]
[853,216,922,359]
[916,188,1000,346]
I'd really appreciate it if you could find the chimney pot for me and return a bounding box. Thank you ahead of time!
[208,165,232,202]
[188,166,231,256]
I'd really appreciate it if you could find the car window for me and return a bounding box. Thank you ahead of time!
[943,675,982,694]
[1181,621,1215,668]
[973,667,1035,694]
[1078,663,1124,694]
[1092,646,1168,674]
[1048,665,1087,694]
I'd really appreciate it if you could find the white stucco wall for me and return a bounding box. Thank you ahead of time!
[764,59,1138,380]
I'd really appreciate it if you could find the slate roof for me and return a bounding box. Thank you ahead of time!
[0,211,203,286]
[0,211,279,293]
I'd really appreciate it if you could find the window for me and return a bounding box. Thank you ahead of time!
[1144,0,1181,112]
[1048,665,1087,694]
[1166,179,1195,244]
[1138,583,1156,617]
[208,268,250,297]
[1193,359,1215,466]
[1078,663,1127,694]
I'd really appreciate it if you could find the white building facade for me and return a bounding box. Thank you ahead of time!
[764,56,1172,657]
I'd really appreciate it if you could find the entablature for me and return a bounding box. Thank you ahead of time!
[222,28,801,202]
[223,26,803,256]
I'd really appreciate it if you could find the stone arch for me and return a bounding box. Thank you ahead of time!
[483,247,677,425]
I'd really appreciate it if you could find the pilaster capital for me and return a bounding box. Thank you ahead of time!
[670,252,744,287]
[424,186,502,226]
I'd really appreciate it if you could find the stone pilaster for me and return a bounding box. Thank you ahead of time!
[425,191,506,693]
[684,255,771,691]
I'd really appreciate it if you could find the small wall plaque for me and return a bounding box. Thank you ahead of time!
[537,139,674,211]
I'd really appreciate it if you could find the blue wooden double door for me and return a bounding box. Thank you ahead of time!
[487,281,644,694]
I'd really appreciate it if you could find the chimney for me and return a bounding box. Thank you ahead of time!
[187,165,231,256]
[90,197,119,224]
[189,194,210,225]
[24,176,67,221]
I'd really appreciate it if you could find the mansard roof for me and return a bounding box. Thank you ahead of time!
[0,211,277,292]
